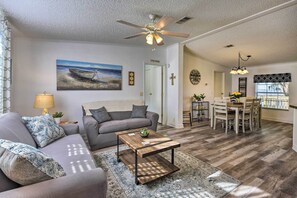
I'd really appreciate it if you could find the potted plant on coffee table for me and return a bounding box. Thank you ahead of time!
[53,112,64,124]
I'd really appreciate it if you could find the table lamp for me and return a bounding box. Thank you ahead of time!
[34,92,55,115]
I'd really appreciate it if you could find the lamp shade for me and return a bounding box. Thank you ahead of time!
[34,93,55,109]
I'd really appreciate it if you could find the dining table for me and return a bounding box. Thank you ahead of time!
[210,102,261,134]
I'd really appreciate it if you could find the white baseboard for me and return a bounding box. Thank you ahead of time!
[166,123,184,129]
[293,144,297,152]
[175,124,184,129]
[262,116,293,124]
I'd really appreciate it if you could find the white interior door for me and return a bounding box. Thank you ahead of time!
[214,71,225,97]
[144,65,162,123]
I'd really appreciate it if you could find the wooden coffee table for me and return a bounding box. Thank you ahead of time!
[115,129,180,185]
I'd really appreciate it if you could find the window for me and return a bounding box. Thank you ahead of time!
[255,82,289,110]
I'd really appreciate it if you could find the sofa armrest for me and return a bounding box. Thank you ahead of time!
[83,116,99,146]
[0,168,107,198]
[146,111,159,131]
[60,124,79,135]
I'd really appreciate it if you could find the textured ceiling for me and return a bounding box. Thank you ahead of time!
[0,0,293,47]
[186,2,297,67]
[1,0,296,66]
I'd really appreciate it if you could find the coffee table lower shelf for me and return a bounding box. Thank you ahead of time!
[118,149,180,185]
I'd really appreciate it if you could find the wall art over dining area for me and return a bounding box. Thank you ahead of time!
[56,59,122,90]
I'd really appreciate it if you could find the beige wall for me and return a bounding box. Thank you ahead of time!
[183,51,232,111]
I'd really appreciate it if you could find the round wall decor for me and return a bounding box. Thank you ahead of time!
[189,69,201,85]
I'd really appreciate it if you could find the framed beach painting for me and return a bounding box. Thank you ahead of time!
[56,59,122,90]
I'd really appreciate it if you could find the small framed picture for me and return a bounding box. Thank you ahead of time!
[129,71,135,86]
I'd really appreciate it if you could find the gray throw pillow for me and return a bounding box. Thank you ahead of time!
[0,139,66,186]
[131,105,148,118]
[90,106,112,124]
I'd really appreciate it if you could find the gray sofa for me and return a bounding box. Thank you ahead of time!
[83,110,159,151]
[0,112,107,198]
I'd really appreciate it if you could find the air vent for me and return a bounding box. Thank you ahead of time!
[224,44,234,48]
[176,16,192,24]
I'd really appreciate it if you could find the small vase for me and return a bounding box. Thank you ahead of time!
[54,118,61,124]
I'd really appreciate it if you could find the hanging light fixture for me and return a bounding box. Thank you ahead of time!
[153,33,164,45]
[146,33,154,45]
[146,32,164,46]
[230,52,251,75]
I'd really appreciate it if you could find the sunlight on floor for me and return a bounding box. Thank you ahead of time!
[216,182,271,197]
[155,187,214,198]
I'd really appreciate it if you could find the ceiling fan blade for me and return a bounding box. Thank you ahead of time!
[161,30,190,38]
[117,20,144,29]
[124,32,147,39]
[154,16,175,29]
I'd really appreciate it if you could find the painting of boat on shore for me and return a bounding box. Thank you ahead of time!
[57,59,122,90]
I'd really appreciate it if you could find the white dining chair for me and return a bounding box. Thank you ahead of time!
[252,99,261,130]
[239,98,254,133]
[213,100,235,133]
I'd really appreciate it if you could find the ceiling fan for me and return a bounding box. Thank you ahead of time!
[117,14,190,46]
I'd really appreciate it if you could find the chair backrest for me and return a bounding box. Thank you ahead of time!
[244,98,254,113]
[214,100,228,116]
[253,99,261,115]
[222,97,231,101]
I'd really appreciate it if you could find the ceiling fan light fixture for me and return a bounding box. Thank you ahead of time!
[153,33,163,44]
[146,33,154,45]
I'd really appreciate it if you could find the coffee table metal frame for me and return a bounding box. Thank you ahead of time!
[116,131,179,185]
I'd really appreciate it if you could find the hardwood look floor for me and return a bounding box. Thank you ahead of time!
[157,120,297,197]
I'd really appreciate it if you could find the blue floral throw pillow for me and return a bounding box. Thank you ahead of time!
[22,114,66,147]
[0,139,66,185]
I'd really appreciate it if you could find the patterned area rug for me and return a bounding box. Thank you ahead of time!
[93,146,240,198]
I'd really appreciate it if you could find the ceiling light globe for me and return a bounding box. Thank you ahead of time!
[146,34,154,45]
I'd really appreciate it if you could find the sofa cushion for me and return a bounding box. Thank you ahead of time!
[0,113,36,147]
[0,170,20,192]
[90,106,112,124]
[109,111,132,120]
[22,114,66,148]
[0,139,66,186]
[40,134,96,175]
[126,118,151,129]
[131,105,148,118]
[98,120,129,134]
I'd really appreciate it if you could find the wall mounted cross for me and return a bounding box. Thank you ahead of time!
[170,73,176,85]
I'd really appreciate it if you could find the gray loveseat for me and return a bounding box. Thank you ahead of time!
[0,112,107,198]
[83,110,159,151]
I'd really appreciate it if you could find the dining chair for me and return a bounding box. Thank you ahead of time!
[213,100,235,133]
[183,111,192,126]
[252,99,261,130]
[239,98,254,133]
[223,97,231,100]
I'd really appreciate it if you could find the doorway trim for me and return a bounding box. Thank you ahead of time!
[214,71,226,98]
[143,63,165,124]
